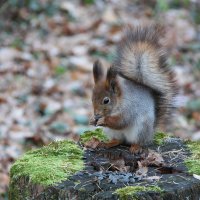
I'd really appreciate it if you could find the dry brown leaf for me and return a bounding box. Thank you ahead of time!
[192,112,200,121]
[110,158,130,172]
[0,96,7,104]
[136,161,148,177]
[102,7,118,23]
[143,150,165,167]
[148,150,165,166]
[84,137,101,149]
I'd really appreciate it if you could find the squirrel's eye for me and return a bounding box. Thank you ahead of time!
[103,97,110,105]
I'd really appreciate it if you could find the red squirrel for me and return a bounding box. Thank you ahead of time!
[90,25,176,153]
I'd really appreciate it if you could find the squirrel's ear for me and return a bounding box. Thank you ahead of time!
[106,67,121,95]
[93,60,104,84]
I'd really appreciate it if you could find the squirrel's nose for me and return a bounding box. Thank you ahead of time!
[94,114,101,120]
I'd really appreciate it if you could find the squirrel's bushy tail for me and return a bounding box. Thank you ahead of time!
[114,25,177,126]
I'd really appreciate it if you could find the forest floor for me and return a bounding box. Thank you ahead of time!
[0,0,200,198]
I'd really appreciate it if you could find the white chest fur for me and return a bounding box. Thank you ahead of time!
[103,124,140,144]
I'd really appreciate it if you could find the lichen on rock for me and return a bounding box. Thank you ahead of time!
[10,140,84,186]
[115,185,163,200]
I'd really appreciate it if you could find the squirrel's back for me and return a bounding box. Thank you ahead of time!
[113,25,177,127]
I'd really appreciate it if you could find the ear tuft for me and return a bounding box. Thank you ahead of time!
[106,66,117,82]
[93,60,104,84]
[106,66,121,95]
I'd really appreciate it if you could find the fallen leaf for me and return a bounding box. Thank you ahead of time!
[110,158,130,172]
[102,6,118,23]
[192,112,200,121]
[142,150,165,167]
[136,161,148,177]
[0,96,7,104]
[84,137,101,149]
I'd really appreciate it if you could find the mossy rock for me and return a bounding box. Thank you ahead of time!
[9,130,200,200]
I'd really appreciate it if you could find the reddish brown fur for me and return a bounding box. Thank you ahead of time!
[105,115,126,130]
[92,78,122,119]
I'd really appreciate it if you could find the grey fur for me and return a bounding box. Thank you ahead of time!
[113,25,177,126]
[105,76,155,145]
[93,25,176,146]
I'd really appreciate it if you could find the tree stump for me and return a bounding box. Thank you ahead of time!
[9,131,200,200]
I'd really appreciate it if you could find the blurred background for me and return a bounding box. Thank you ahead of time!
[0,0,200,198]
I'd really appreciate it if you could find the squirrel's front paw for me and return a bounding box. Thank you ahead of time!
[89,116,96,126]
[96,117,106,127]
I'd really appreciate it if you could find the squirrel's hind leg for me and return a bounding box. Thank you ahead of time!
[127,117,154,154]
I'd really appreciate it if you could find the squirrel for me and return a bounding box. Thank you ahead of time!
[89,25,176,152]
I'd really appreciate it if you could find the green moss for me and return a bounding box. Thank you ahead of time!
[115,185,163,200]
[154,132,173,145]
[185,140,200,175]
[10,140,84,186]
[80,128,108,143]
